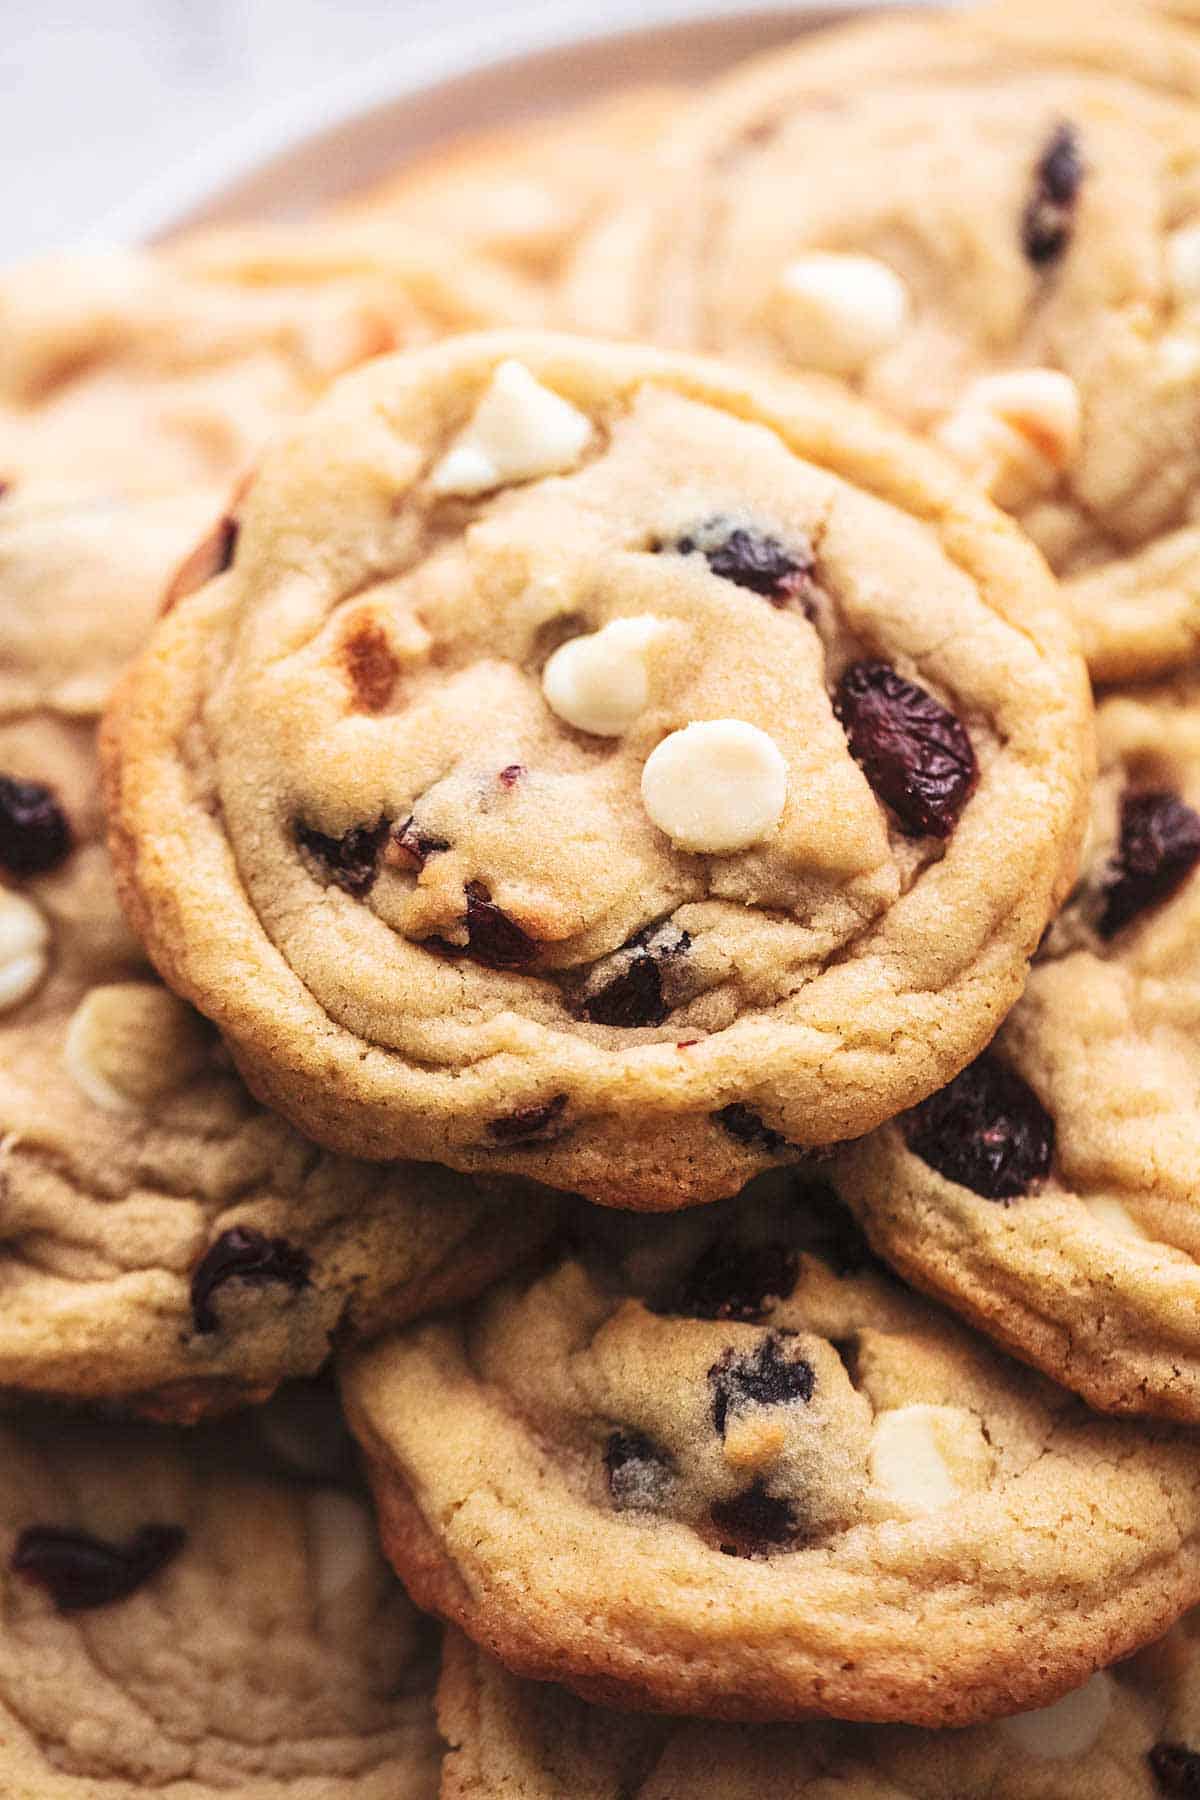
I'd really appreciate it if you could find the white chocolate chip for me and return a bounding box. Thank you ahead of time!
[0,892,50,1013]
[1168,224,1200,308]
[1081,1194,1148,1241]
[936,369,1081,508]
[429,359,593,496]
[773,252,909,377]
[64,982,210,1113]
[259,1385,352,1480]
[1000,1673,1114,1761]
[641,720,788,854]
[868,1404,993,1514]
[308,1489,378,1609]
[542,615,669,737]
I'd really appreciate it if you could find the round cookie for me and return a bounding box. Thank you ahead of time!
[102,331,1092,1209]
[437,1626,1168,1798]
[0,490,554,1419]
[339,1177,1200,1726]
[0,1406,438,1797]
[0,230,536,497]
[566,2,1200,683]
[833,678,1200,1422]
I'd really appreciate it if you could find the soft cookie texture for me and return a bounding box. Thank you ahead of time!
[0,1407,438,1797]
[566,2,1200,682]
[0,488,553,1418]
[834,678,1200,1421]
[339,1178,1200,1726]
[103,332,1092,1208]
[437,1627,1172,1798]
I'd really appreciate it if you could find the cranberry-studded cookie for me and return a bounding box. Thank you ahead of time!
[438,1626,1168,1798]
[0,229,535,497]
[340,1179,1200,1725]
[834,679,1200,1421]
[566,2,1200,682]
[0,1407,438,1797]
[102,332,1092,1208]
[0,490,553,1419]
[342,87,680,282]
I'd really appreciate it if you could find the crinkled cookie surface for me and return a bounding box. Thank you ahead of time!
[103,331,1092,1208]
[341,1178,1200,1726]
[566,2,1200,681]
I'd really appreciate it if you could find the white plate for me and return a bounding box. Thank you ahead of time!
[100,1,903,245]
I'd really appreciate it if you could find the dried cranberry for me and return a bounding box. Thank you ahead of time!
[1151,1745,1200,1795]
[711,1480,798,1553]
[713,1104,788,1153]
[670,519,817,611]
[664,1240,798,1323]
[190,1227,312,1334]
[1021,122,1083,267]
[835,661,977,838]
[295,817,388,897]
[581,926,692,1028]
[708,1332,815,1436]
[498,764,525,789]
[488,1093,568,1144]
[427,881,538,969]
[386,817,450,873]
[12,1523,185,1612]
[903,1052,1054,1200]
[0,775,73,876]
[604,1429,671,1509]
[1097,790,1200,938]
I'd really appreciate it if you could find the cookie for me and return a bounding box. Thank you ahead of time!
[0,1405,438,1796]
[566,2,1200,682]
[0,230,535,497]
[102,331,1092,1209]
[833,678,1200,1421]
[437,1626,1168,1797]
[342,87,679,280]
[0,489,553,1419]
[339,1177,1200,1725]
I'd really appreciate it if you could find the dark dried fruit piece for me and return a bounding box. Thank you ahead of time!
[12,1523,185,1612]
[711,1480,798,1554]
[427,881,539,969]
[0,775,73,876]
[709,1331,815,1436]
[1098,790,1200,938]
[1021,121,1083,267]
[664,1239,798,1323]
[498,764,525,789]
[488,1093,568,1144]
[190,1227,312,1335]
[604,1429,672,1509]
[295,817,389,897]
[1151,1744,1200,1795]
[670,519,818,611]
[386,817,450,873]
[835,660,977,838]
[903,1052,1054,1200]
[581,925,692,1029]
[713,1103,788,1153]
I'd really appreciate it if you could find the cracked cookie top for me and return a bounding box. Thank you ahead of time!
[0,1409,438,1796]
[834,678,1200,1422]
[566,2,1200,681]
[340,1176,1200,1725]
[103,332,1091,1208]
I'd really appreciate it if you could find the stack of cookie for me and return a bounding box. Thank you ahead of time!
[6,0,1200,1790]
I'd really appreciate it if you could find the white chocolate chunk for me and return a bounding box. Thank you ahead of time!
[429,358,593,496]
[936,369,1081,508]
[0,891,50,1013]
[542,615,669,737]
[1000,1673,1115,1761]
[1081,1194,1148,1241]
[869,1404,993,1514]
[307,1490,378,1610]
[64,981,210,1112]
[1168,224,1200,308]
[641,720,787,854]
[773,252,909,376]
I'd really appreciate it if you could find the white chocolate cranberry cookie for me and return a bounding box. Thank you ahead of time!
[102,332,1092,1209]
[340,1178,1200,1726]
[566,2,1200,682]
[0,1407,438,1797]
[438,1626,1170,1798]
[834,678,1200,1422]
